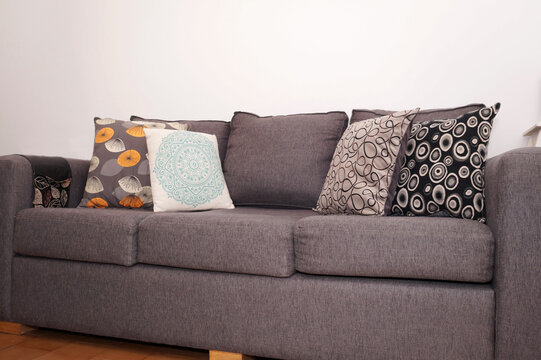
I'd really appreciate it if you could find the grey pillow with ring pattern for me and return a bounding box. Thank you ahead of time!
[314,108,419,215]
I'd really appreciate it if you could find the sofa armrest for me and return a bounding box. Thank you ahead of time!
[485,147,541,360]
[0,155,89,320]
[0,155,32,321]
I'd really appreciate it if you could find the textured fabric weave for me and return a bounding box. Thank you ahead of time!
[0,155,88,320]
[138,207,313,277]
[12,257,494,360]
[223,111,348,208]
[485,148,541,360]
[131,116,231,165]
[0,155,32,320]
[295,214,494,282]
[14,208,152,266]
[67,158,91,207]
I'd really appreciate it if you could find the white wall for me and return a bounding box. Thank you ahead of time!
[1,0,540,159]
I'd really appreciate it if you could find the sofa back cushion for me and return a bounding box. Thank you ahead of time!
[351,103,485,123]
[130,116,230,165]
[223,111,348,208]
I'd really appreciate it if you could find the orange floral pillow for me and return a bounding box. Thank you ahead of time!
[79,118,187,209]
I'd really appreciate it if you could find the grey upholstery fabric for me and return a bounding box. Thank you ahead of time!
[0,155,33,320]
[66,158,90,207]
[138,207,313,277]
[295,215,494,282]
[130,116,230,165]
[351,103,485,123]
[12,257,494,360]
[14,208,152,266]
[485,148,541,360]
[0,155,89,320]
[223,111,348,208]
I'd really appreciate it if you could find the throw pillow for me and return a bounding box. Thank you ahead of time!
[351,104,486,205]
[314,108,419,215]
[79,118,188,209]
[223,111,348,208]
[390,103,501,222]
[130,116,230,165]
[144,128,234,212]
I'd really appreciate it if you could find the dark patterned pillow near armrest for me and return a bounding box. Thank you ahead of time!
[391,103,500,222]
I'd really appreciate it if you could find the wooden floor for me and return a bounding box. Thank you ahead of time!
[0,328,212,360]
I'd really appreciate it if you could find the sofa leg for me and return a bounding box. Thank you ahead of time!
[209,350,254,360]
[0,321,35,335]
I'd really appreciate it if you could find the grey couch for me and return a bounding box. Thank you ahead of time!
[0,147,540,360]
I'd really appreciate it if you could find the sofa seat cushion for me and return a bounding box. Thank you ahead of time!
[14,208,152,266]
[294,215,494,283]
[138,207,314,277]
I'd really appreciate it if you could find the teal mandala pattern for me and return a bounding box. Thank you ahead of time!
[154,132,224,207]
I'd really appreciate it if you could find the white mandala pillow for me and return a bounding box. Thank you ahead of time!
[144,128,234,212]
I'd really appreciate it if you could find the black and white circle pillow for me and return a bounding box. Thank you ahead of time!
[391,103,500,223]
